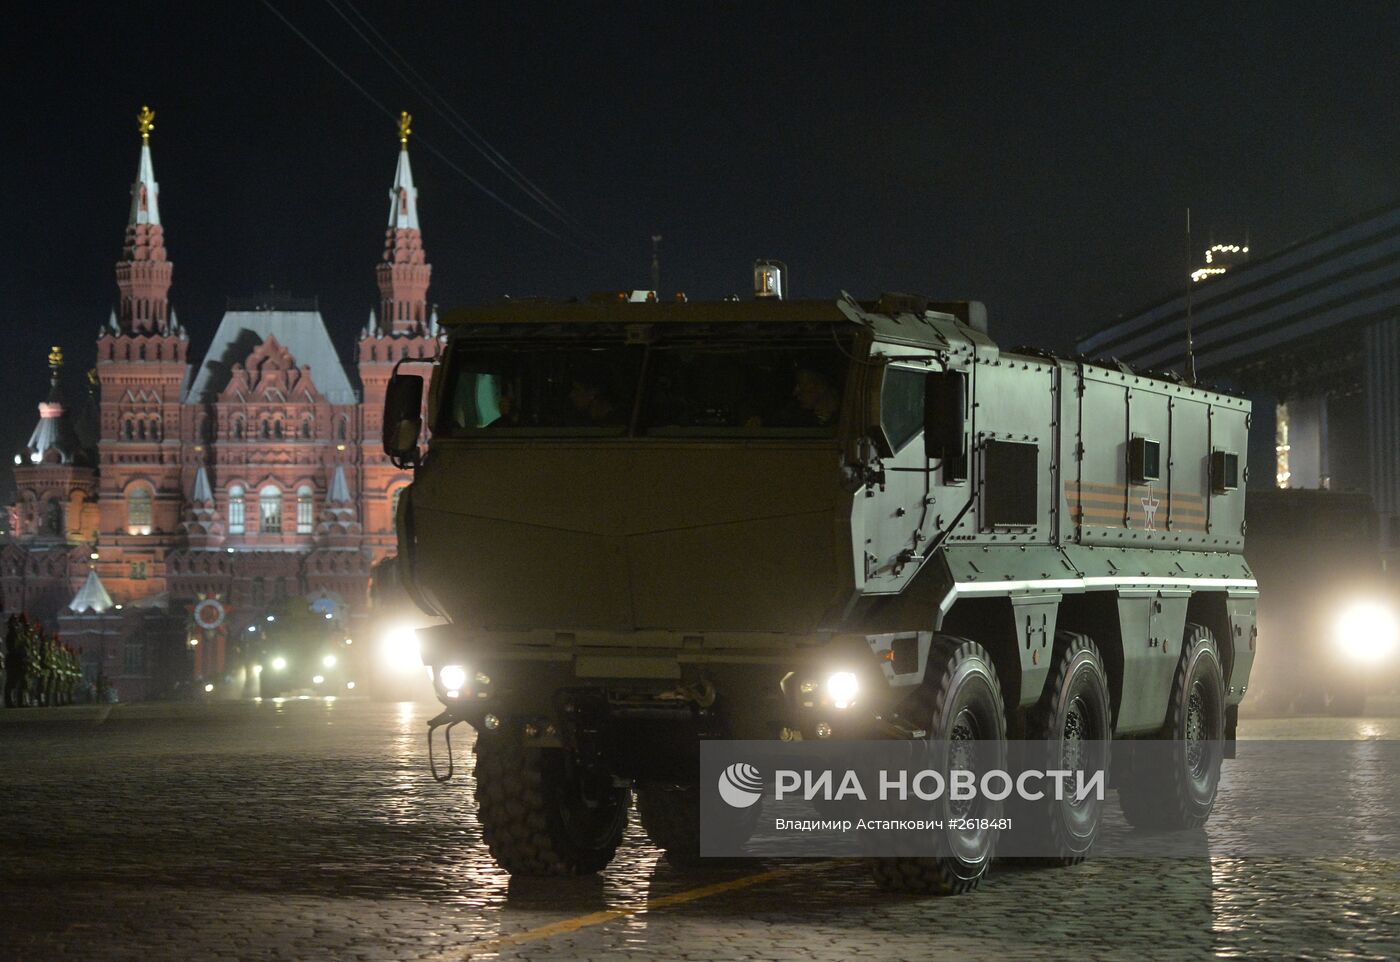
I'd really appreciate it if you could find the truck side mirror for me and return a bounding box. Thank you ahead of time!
[383,373,424,465]
[924,371,967,467]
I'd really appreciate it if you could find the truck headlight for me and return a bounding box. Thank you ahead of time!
[1335,601,1400,663]
[438,664,468,692]
[826,671,859,710]
[382,625,422,672]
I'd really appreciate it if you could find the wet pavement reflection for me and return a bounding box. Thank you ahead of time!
[1,699,1396,960]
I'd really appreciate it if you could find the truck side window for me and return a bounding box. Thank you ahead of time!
[880,367,925,453]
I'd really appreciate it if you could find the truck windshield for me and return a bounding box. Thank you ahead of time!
[437,324,852,438]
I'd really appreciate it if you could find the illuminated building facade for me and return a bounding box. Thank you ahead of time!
[1,109,439,698]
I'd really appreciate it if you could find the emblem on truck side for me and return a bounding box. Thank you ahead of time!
[1142,485,1161,531]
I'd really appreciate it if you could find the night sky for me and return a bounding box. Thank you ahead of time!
[5,1,1399,484]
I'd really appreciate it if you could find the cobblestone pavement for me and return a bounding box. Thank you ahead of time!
[1,699,1397,961]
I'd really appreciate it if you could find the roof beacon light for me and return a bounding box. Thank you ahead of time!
[753,259,787,300]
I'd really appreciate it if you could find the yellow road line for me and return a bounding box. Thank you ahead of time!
[437,859,843,960]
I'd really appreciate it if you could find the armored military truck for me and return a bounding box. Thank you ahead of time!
[382,289,1257,894]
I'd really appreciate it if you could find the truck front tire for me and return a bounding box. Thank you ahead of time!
[869,636,1007,895]
[473,733,629,876]
[1117,623,1225,830]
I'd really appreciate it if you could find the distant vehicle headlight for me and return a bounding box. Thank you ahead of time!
[382,625,422,672]
[826,671,859,710]
[1335,601,1400,663]
[270,656,287,672]
[322,654,337,669]
[438,664,469,692]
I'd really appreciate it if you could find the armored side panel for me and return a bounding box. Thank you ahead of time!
[966,354,1058,544]
[1069,367,1248,551]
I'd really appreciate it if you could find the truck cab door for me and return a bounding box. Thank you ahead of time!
[853,354,944,594]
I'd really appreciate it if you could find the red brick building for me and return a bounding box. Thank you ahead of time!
[2,110,439,698]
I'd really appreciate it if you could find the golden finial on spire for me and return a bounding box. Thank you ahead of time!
[48,346,64,370]
[397,111,412,147]
[137,105,155,143]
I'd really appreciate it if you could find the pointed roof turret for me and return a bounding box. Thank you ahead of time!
[69,569,115,615]
[329,464,352,503]
[181,464,224,547]
[387,112,420,230]
[318,464,360,545]
[129,106,162,227]
[191,465,213,503]
[23,347,82,466]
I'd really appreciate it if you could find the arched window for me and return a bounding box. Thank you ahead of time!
[43,499,64,537]
[126,487,152,535]
[232,418,244,440]
[228,486,245,534]
[273,420,284,439]
[300,418,312,439]
[261,420,271,439]
[390,486,405,525]
[123,419,134,441]
[259,485,282,534]
[137,420,148,441]
[296,485,314,534]
[335,417,347,442]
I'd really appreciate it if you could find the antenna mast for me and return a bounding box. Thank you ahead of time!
[1184,208,1197,385]
[651,235,662,294]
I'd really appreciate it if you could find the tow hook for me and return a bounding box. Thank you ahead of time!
[427,708,468,783]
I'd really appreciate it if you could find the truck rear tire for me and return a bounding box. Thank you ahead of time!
[869,636,1007,895]
[1016,632,1111,864]
[635,781,760,867]
[473,733,629,876]
[1117,624,1225,830]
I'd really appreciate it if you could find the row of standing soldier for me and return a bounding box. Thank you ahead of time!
[3,613,86,707]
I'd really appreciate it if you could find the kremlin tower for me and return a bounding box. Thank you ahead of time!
[93,105,191,604]
[357,111,441,558]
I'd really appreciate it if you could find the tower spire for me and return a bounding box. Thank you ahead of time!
[23,347,80,465]
[129,106,161,226]
[376,111,431,335]
[116,105,172,334]
[388,112,420,231]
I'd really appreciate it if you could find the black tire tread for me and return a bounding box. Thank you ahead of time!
[1022,631,1110,865]
[1117,623,1222,830]
[473,734,627,876]
[869,635,1006,896]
